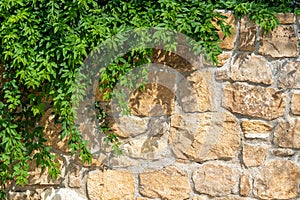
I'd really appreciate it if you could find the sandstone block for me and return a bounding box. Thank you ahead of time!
[178,71,213,113]
[240,173,252,196]
[238,17,257,51]
[139,166,190,200]
[222,83,286,120]
[87,170,134,200]
[170,112,241,162]
[278,61,300,89]
[277,13,295,24]
[274,117,300,149]
[216,13,236,50]
[242,143,267,167]
[241,120,272,139]
[217,52,231,67]
[291,93,300,115]
[271,148,294,157]
[253,160,300,199]
[192,164,239,196]
[231,54,273,85]
[259,25,298,57]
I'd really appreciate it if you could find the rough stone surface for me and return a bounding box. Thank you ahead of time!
[231,54,273,85]
[259,25,298,57]
[278,61,300,89]
[192,164,239,196]
[274,117,300,149]
[271,148,294,157]
[253,160,300,199]
[8,190,41,200]
[240,173,252,196]
[139,166,190,200]
[217,52,231,67]
[238,17,257,51]
[216,13,236,50]
[241,120,272,139]
[277,13,295,24]
[243,143,267,167]
[222,82,286,120]
[291,93,300,115]
[193,195,256,200]
[178,71,213,112]
[87,170,134,200]
[170,112,241,162]
[41,188,86,200]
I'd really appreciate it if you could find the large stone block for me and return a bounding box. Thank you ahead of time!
[169,112,241,162]
[222,83,286,120]
[87,170,134,200]
[192,164,239,196]
[238,17,257,51]
[291,93,300,115]
[278,61,300,89]
[139,166,190,200]
[242,143,267,167]
[274,117,300,149]
[241,119,272,139]
[230,54,273,85]
[253,160,300,199]
[259,25,298,58]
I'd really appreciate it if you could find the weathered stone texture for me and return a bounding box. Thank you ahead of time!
[222,83,286,120]
[231,54,273,85]
[253,160,300,199]
[217,52,231,67]
[139,166,190,200]
[278,61,300,89]
[277,13,295,24]
[192,164,239,196]
[274,117,300,149]
[259,25,298,57]
[170,112,241,162]
[238,17,257,51]
[271,148,294,157]
[179,71,213,112]
[242,143,267,167]
[291,93,300,115]
[41,188,86,200]
[87,170,134,200]
[240,173,252,196]
[241,120,272,139]
[216,13,236,50]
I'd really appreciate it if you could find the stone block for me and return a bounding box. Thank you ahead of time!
[278,61,300,89]
[291,93,300,115]
[241,120,272,139]
[238,17,257,51]
[240,173,252,196]
[274,117,300,148]
[277,13,295,24]
[242,143,267,167]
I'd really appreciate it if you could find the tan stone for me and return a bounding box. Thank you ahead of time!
[178,71,213,112]
[87,170,134,200]
[222,83,286,120]
[238,16,257,51]
[68,167,82,188]
[274,117,300,149]
[217,52,231,67]
[231,54,273,85]
[271,148,294,157]
[215,13,236,50]
[139,166,190,200]
[170,112,241,162]
[278,61,300,89]
[291,93,300,115]
[259,25,298,57]
[8,190,41,200]
[277,13,295,24]
[254,160,300,199]
[193,195,255,200]
[240,173,252,196]
[243,143,267,167]
[192,164,239,196]
[215,69,230,81]
[241,120,272,139]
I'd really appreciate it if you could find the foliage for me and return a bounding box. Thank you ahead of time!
[0,0,297,198]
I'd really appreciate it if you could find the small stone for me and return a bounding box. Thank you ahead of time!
[238,16,257,51]
[253,160,300,199]
[215,13,236,50]
[241,120,272,139]
[274,117,300,149]
[240,173,252,196]
[278,61,300,89]
[215,69,230,81]
[217,52,231,67]
[170,112,241,162]
[139,166,190,200]
[87,170,134,200]
[291,93,300,115]
[271,148,294,157]
[178,71,213,113]
[230,54,273,85]
[222,82,286,120]
[242,143,267,167]
[192,164,239,196]
[259,25,298,58]
[277,13,295,24]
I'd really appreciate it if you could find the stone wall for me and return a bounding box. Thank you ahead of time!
[7,13,300,200]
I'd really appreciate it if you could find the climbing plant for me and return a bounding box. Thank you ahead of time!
[0,0,298,198]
